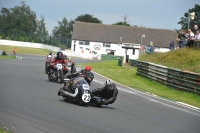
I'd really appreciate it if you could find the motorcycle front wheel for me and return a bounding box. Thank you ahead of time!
[57,70,64,84]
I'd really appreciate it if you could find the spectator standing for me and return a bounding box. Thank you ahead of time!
[176,30,187,48]
[150,44,155,53]
[170,40,174,50]
[147,45,151,54]
[186,29,195,47]
[139,45,144,55]
[194,25,199,33]
[190,30,200,48]
[13,47,17,56]
[196,30,200,40]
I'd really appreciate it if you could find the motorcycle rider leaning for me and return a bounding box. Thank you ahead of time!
[67,65,92,79]
[58,72,94,96]
[91,79,118,105]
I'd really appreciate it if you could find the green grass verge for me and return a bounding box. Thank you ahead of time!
[0,128,13,133]
[0,55,16,59]
[82,60,200,108]
[0,45,53,56]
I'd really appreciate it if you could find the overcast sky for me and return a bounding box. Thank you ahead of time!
[0,0,199,34]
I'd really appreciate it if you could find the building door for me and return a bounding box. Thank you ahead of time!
[126,55,129,63]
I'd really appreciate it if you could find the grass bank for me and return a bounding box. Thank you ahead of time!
[0,55,16,59]
[0,45,52,56]
[139,48,200,73]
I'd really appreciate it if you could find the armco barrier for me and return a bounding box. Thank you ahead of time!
[129,59,138,67]
[136,61,200,95]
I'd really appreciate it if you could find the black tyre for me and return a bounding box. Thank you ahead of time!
[78,101,86,106]
[45,63,48,74]
[96,103,102,107]
[58,70,64,84]
[48,74,53,82]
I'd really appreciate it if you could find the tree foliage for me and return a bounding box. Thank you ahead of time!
[112,22,130,26]
[52,17,73,48]
[178,4,200,31]
[75,14,102,23]
[0,1,37,41]
[36,16,48,43]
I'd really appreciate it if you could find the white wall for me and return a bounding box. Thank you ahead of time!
[154,47,170,52]
[0,39,61,52]
[0,39,170,60]
[71,40,141,61]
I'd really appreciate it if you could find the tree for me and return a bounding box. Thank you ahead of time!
[0,1,37,41]
[36,16,48,43]
[52,17,72,48]
[112,22,130,26]
[75,14,102,23]
[112,13,130,26]
[178,4,200,31]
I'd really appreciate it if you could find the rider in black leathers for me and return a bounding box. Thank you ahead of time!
[58,72,94,96]
[91,79,118,105]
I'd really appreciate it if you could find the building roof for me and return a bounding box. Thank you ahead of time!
[72,21,178,48]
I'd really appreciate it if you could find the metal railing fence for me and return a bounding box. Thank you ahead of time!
[133,60,200,95]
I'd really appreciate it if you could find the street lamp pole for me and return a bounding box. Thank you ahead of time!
[141,34,145,46]
[188,12,190,31]
[188,12,195,30]
[140,34,145,55]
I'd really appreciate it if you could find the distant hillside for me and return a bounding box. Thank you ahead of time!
[138,48,200,73]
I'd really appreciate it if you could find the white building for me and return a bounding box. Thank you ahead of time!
[71,21,177,62]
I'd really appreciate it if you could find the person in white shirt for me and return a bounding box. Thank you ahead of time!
[195,30,200,41]
[191,30,200,48]
[186,29,195,47]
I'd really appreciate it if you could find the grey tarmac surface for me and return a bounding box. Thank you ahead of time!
[0,55,200,133]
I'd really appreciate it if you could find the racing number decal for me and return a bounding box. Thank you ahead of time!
[82,94,91,102]
[56,64,62,70]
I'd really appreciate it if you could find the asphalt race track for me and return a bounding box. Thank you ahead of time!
[0,55,200,133]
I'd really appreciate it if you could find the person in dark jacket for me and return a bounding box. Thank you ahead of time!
[91,79,118,105]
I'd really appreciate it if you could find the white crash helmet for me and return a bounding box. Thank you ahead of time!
[105,79,112,86]
[105,79,114,90]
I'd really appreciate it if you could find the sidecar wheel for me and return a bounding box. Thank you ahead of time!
[78,101,86,106]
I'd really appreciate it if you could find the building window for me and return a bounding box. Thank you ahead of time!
[85,41,90,45]
[79,41,90,45]
[79,41,85,45]
[103,43,111,47]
